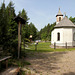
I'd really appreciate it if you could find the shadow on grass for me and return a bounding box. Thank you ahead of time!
[25,50,67,74]
[63,72,75,75]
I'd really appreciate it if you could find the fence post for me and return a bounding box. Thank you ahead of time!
[35,43,37,51]
[65,42,67,49]
[54,42,56,49]
[6,60,8,69]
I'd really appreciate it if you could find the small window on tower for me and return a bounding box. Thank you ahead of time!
[59,17,61,21]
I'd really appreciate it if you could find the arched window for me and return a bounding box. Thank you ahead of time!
[73,33,75,41]
[57,32,60,41]
[59,17,61,21]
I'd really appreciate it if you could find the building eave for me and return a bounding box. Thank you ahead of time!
[54,26,75,28]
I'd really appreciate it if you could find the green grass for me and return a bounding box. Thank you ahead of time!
[27,42,75,52]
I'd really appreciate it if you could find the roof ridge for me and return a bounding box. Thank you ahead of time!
[65,17,75,25]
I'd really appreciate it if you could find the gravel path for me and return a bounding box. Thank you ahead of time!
[25,51,75,75]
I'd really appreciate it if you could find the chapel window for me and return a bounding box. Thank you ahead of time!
[57,32,60,41]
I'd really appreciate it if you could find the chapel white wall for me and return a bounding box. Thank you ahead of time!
[63,28,72,46]
[51,28,63,46]
[51,28,74,46]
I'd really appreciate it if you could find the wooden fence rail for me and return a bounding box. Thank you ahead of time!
[0,56,11,69]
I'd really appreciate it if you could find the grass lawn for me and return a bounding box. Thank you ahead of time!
[27,42,75,52]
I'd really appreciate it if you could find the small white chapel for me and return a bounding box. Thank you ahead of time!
[51,8,75,47]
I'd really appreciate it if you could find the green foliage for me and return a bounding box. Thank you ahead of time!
[18,9,37,41]
[0,2,8,46]
[29,22,38,40]
[0,1,18,57]
[22,21,37,41]
[0,1,38,58]
[69,16,75,24]
[18,9,29,22]
[38,22,56,41]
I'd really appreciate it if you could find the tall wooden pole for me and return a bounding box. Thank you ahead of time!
[18,21,21,59]
[14,16,26,59]
[20,24,22,57]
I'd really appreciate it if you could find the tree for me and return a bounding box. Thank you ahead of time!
[69,16,75,24]
[18,9,29,22]
[0,1,38,57]
[29,22,38,40]
[0,2,8,48]
[38,22,56,41]
[0,1,18,57]
[18,9,30,41]
[18,9,38,41]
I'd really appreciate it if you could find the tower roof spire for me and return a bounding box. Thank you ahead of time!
[56,8,63,17]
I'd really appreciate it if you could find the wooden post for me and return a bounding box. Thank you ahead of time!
[6,60,8,69]
[19,24,22,58]
[66,42,67,49]
[18,21,21,59]
[35,44,37,51]
[54,42,56,49]
[14,16,26,59]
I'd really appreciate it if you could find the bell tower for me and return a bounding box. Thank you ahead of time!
[56,8,63,24]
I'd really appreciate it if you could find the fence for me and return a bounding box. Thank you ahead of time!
[52,42,75,49]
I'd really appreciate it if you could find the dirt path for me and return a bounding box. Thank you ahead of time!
[25,51,75,75]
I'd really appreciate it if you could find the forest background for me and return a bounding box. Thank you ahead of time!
[0,1,75,57]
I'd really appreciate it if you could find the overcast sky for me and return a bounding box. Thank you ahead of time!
[0,0,75,31]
